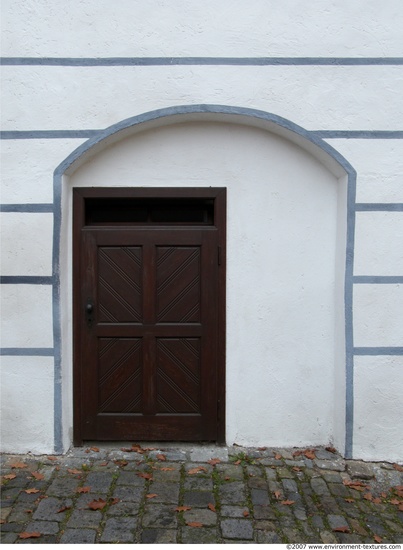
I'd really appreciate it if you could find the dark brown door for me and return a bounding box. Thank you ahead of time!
[73,188,226,443]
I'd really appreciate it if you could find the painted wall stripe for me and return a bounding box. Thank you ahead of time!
[0,348,55,356]
[0,204,54,213]
[2,56,403,66]
[0,130,100,140]
[2,130,403,141]
[353,276,403,284]
[0,276,53,285]
[354,347,403,356]
[356,203,403,212]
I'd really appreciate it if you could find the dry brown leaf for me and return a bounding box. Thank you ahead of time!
[274,453,282,460]
[109,497,119,506]
[160,467,175,471]
[208,503,216,512]
[67,468,82,475]
[363,492,373,501]
[137,472,153,480]
[373,497,382,504]
[293,450,303,457]
[390,498,401,505]
[146,493,158,499]
[233,460,241,465]
[76,486,91,493]
[31,472,44,481]
[273,490,282,500]
[243,510,249,517]
[10,462,27,469]
[374,535,383,543]
[24,488,40,494]
[3,474,17,480]
[207,458,221,466]
[188,467,207,475]
[57,506,71,513]
[99,461,109,466]
[175,506,191,512]
[88,498,107,510]
[281,500,295,506]
[46,456,58,461]
[186,521,203,528]
[343,480,369,491]
[292,466,302,472]
[90,446,99,452]
[394,485,403,491]
[0,519,5,524]
[344,498,355,503]
[25,510,33,514]
[303,449,316,460]
[381,492,387,498]
[19,532,41,539]
[257,446,267,451]
[114,460,128,467]
[393,463,403,472]
[156,454,166,461]
[224,476,230,481]
[333,526,350,533]
[398,504,403,512]
[326,446,337,454]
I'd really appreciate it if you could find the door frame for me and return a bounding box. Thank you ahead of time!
[73,187,226,445]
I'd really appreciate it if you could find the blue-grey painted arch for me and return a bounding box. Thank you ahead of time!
[53,104,357,456]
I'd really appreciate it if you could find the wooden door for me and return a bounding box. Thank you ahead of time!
[73,188,226,443]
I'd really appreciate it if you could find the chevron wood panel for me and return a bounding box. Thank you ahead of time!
[98,246,142,322]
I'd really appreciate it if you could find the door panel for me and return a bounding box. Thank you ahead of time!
[79,228,218,441]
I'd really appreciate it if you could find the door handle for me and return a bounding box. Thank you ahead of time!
[86,301,94,327]
[86,303,93,314]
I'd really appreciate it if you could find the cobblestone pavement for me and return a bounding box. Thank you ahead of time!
[1,444,402,544]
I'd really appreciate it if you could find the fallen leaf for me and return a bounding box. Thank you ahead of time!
[281,500,295,506]
[114,460,128,468]
[143,447,157,452]
[225,476,230,481]
[137,472,153,480]
[25,510,33,514]
[188,467,207,475]
[293,450,303,457]
[46,456,58,461]
[67,469,82,475]
[160,467,175,471]
[343,480,369,491]
[31,472,44,481]
[233,460,241,465]
[90,446,99,452]
[303,449,316,460]
[395,489,403,498]
[393,463,403,472]
[146,493,158,499]
[344,498,355,503]
[399,504,403,512]
[24,488,40,494]
[273,490,282,500]
[10,462,27,469]
[394,485,403,491]
[326,446,337,454]
[186,521,203,528]
[208,458,221,466]
[19,532,41,539]
[3,474,16,480]
[208,503,216,512]
[99,461,109,467]
[258,447,267,451]
[373,498,382,504]
[156,454,166,461]
[243,510,249,517]
[381,492,387,498]
[333,526,350,533]
[88,498,107,510]
[275,453,282,460]
[0,519,5,524]
[109,498,119,506]
[292,466,302,472]
[390,499,401,505]
[76,486,91,493]
[363,493,373,501]
[374,535,383,543]
[175,506,191,512]
[57,506,71,513]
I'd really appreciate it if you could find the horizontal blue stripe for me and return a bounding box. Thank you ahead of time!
[2,130,403,141]
[354,347,403,356]
[0,276,54,285]
[316,130,403,139]
[0,348,55,356]
[2,57,403,66]
[353,276,403,284]
[356,203,403,211]
[0,130,100,140]
[0,204,54,213]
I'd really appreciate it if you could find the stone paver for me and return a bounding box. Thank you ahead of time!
[1,445,402,544]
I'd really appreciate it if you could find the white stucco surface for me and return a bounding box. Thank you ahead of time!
[0,285,53,348]
[353,284,403,347]
[0,140,87,204]
[65,122,344,449]
[2,66,403,132]
[0,356,54,454]
[0,213,53,276]
[354,213,403,275]
[2,0,401,57]
[353,356,403,462]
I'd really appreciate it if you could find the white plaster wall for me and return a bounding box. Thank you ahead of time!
[2,66,403,132]
[65,122,344,448]
[2,0,402,57]
[353,284,403,347]
[0,356,54,454]
[353,356,403,462]
[0,213,53,276]
[0,285,53,348]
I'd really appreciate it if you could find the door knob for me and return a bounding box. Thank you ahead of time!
[86,303,93,314]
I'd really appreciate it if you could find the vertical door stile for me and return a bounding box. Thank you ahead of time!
[142,240,157,415]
